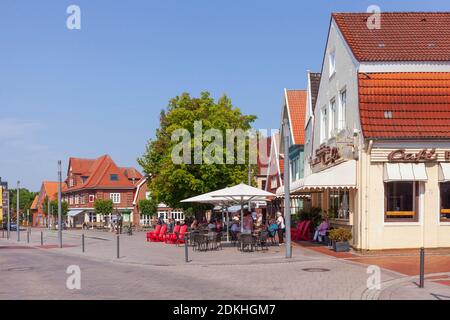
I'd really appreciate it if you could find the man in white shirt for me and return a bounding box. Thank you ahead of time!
[276,211,285,244]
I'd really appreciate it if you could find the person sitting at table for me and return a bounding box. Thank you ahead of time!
[215,219,222,233]
[243,212,253,234]
[207,220,216,232]
[313,217,329,243]
[267,219,278,242]
[230,221,240,242]
[167,218,174,233]
[190,219,199,230]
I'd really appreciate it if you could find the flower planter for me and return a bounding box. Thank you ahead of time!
[333,241,350,252]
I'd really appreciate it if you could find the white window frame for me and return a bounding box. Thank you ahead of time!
[338,89,347,131]
[89,194,95,203]
[110,193,121,204]
[320,106,328,143]
[145,191,151,200]
[329,51,336,77]
[329,98,336,137]
[75,194,80,205]
[69,195,74,205]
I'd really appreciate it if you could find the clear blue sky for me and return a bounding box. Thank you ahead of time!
[1,0,449,191]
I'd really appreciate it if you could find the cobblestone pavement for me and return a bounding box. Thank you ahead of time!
[0,229,449,300]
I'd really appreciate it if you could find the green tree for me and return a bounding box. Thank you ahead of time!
[138,199,157,216]
[94,199,114,216]
[9,188,38,217]
[43,197,69,216]
[138,92,257,210]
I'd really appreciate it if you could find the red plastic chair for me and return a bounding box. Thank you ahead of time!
[176,225,188,245]
[157,224,168,242]
[147,224,161,242]
[298,221,312,241]
[164,224,181,244]
[291,221,306,241]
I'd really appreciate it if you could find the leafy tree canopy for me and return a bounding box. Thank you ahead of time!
[138,92,257,210]
[94,199,114,216]
[138,199,157,216]
[9,188,38,214]
[43,197,69,216]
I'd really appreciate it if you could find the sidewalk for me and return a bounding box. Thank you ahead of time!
[1,228,332,266]
[2,228,450,300]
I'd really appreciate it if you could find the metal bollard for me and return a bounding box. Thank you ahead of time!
[116,235,120,259]
[27,230,29,243]
[40,231,43,246]
[419,247,425,288]
[184,239,189,263]
[82,234,85,253]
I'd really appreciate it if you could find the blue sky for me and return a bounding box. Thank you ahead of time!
[1,0,449,191]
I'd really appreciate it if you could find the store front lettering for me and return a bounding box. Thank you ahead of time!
[310,145,341,167]
[387,149,438,162]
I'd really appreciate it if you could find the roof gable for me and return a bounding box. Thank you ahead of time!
[284,90,307,145]
[333,12,450,62]
[358,72,450,139]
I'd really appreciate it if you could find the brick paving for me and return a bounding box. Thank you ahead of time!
[1,228,450,300]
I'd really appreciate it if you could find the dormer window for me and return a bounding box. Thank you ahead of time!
[110,174,119,181]
[329,51,336,77]
[384,111,393,119]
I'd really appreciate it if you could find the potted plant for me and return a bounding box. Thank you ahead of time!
[329,228,352,252]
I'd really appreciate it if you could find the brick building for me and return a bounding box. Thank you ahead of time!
[31,181,59,227]
[63,155,142,227]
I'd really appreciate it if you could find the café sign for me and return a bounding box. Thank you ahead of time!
[310,145,341,167]
[387,149,450,162]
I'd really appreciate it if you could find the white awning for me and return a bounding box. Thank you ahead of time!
[439,163,450,182]
[384,163,428,182]
[301,160,357,190]
[276,179,308,197]
[67,210,84,217]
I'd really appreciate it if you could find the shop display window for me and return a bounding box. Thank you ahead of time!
[385,181,419,222]
[440,182,450,222]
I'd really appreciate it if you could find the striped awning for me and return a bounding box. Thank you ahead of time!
[384,163,428,182]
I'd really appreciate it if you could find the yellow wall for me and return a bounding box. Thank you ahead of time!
[361,151,450,250]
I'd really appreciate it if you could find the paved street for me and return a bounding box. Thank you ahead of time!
[0,229,450,300]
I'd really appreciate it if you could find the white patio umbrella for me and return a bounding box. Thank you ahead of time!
[181,186,272,239]
[181,191,235,241]
[208,183,275,232]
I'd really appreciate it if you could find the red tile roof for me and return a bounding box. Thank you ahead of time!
[30,195,39,210]
[120,167,143,181]
[66,155,141,192]
[285,90,307,145]
[358,72,450,139]
[333,12,450,62]
[279,157,284,173]
[43,181,59,201]
[69,158,96,175]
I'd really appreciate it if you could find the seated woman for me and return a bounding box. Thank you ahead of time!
[190,219,199,230]
[230,220,240,241]
[313,217,330,243]
[207,220,216,232]
[267,219,278,239]
[215,219,222,233]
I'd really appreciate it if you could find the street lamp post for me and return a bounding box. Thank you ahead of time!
[58,161,62,248]
[16,181,20,242]
[283,119,292,259]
